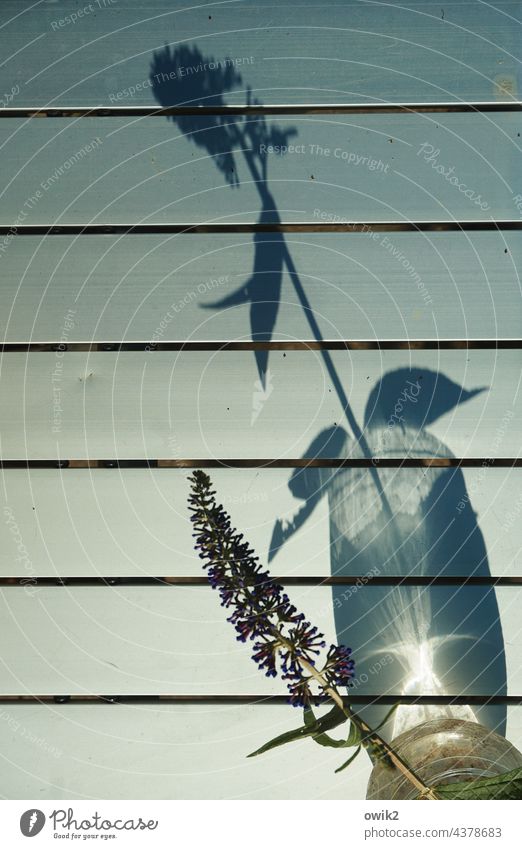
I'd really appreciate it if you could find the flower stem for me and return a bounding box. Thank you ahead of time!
[223,539,436,798]
[190,472,438,800]
[296,653,439,800]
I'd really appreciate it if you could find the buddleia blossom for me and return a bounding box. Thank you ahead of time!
[188,470,355,706]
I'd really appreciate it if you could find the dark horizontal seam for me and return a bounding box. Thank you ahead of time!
[1,103,521,118]
[2,222,522,235]
[2,340,521,353]
[0,694,517,705]
[0,576,520,587]
[1,459,520,469]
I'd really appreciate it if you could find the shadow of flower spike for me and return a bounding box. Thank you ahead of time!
[150,46,297,384]
[151,44,243,186]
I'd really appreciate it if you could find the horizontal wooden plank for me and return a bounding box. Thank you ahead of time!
[0,586,518,713]
[1,703,522,800]
[1,467,521,577]
[1,231,522,343]
[0,701,371,800]
[0,350,519,458]
[0,113,520,224]
[1,1,521,106]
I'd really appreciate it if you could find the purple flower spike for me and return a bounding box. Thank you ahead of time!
[188,471,355,706]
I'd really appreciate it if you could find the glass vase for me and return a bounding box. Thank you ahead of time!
[366,718,522,799]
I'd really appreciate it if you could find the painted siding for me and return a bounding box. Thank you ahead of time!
[0,350,519,458]
[0,114,520,224]
[0,0,520,801]
[1,1,520,106]
[1,703,521,800]
[0,586,519,698]
[1,232,521,343]
[0,467,520,577]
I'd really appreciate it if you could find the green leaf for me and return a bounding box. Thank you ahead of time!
[345,720,364,747]
[303,703,347,732]
[435,767,522,800]
[335,745,362,773]
[372,703,399,733]
[303,705,317,729]
[247,704,348,758]
[247,724,313,758]
[305,704,362,749]
[312,730,357,748]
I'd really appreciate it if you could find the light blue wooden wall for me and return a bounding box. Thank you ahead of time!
[0,0,521,800]
[1,232,521,342]
[1,467,520,577]
[0,114,520,222]
[1,0,521,106]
